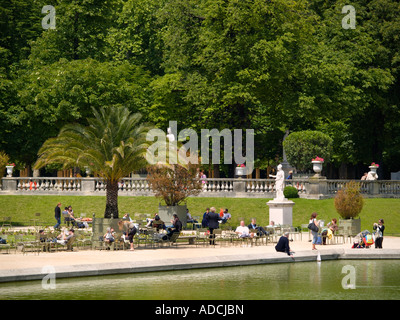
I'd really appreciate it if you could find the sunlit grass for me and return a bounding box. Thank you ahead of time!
[0,195,398,234]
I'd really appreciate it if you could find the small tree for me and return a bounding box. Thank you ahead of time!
[147,163,202,206]
[334,181,364,219]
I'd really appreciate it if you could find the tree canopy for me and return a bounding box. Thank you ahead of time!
[1,0,400,178]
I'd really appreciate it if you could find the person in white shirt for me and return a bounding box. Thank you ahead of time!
[235,220,253,238]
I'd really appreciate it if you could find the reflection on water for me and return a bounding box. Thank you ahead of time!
[1,260,400,300]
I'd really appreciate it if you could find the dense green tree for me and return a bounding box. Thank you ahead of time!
[1,59,151,165]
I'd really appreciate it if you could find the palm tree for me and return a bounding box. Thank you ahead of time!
[34,106,153,218]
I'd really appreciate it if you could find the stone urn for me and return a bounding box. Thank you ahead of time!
[369,166,378,174]
[235,166,246,177]
[6,165,14,177]
[84,166,92,176]
[312,161,323,178]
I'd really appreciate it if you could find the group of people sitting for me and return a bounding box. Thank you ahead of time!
[62,205,90,228]
[39,228,76,251]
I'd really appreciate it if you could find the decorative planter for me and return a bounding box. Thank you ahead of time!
[235,166,246,177]
[339,218,361,236]
[311,161,323,177]
[158,204,187,228]
[91,216,123,249]
[369,166,378,174]
[6,166,14,177]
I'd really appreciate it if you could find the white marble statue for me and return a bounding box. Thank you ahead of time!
[269,164,285,200]
[166,127,175,142]
[366,170,378,181]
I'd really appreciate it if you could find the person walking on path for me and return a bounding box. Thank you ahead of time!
[54,202,61,230]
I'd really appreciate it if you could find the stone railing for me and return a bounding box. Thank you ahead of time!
[1,176,400,199]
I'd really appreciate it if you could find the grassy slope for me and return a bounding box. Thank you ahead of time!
[0,195,399,234]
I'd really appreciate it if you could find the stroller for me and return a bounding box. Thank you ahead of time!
[352,230,374,248]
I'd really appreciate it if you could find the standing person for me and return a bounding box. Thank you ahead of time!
[202,208,210,228]
[54,202,61,230]
[208,207,220,245]
[309,212,320,250]
[67,205,77,227]
[127,223,137,251]
[373,219,385,249]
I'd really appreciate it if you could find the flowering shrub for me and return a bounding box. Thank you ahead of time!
[370,162,379,168]
[312,156,324,162]
[236,164,245,167]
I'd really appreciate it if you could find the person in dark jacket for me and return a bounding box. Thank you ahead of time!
[275,232,294,257]
[202,208,210,228]
[54,202,61,230]
[164,214,182,241]
[373,219,385,249]
[207,207,221,245]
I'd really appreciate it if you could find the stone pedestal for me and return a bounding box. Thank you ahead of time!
[306,177,328,200]
[266,198,295,226]
[81,178,96,193]
[1,178,17,191]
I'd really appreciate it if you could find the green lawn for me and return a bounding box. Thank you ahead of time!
[0,195,399,235]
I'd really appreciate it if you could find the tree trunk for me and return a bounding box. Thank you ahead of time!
[104,180,119,219]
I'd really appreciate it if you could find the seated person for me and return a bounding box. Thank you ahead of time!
[122,213,133,222]
[57,228,75,245]
[103,227,115,245]
[221,209,232,224]
[163,214,182,240]
[39,229,47,242]
[146,213,159,227]
[321,218,338,245]
[186,209,198,223]
[152,215,166,231]
[275,232,294,257]
[235,220,253,238]
[248,218,268,236]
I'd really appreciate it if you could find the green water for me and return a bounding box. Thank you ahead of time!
[1,260,400,300]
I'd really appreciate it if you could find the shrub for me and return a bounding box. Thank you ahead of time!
[334,181,364,219]
[284,186,299,199]
[146,163,203,206]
